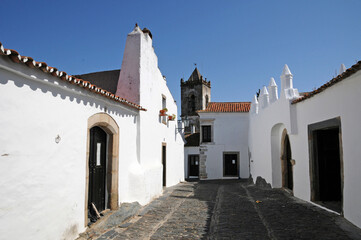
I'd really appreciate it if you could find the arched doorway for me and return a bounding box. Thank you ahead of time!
[281,129,293,191]
[271,123,286,188]
[85,113,119,225]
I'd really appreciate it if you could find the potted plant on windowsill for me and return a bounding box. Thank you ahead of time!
[168,114,176,121]
[159,108,168,116]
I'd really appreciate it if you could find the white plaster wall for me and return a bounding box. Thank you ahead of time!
[184,147,200,178]
[249,69,361,228]
[116,26,185,205]
[293,70,361,228]
[0,57,139,240]
[199,112,249,179]
[249,98,292,186]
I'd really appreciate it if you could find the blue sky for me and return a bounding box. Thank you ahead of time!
[1,0,361,105]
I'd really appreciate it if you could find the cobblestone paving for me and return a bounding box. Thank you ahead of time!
[94,180,361,240]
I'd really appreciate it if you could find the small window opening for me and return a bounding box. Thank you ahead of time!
[202,125,212,142]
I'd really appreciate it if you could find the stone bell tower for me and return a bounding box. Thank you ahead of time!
[180,67,211,133]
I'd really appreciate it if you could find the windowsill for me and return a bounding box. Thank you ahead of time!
[201,142,215,145]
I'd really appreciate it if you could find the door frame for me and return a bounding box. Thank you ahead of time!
[308,117,344,213]
[85,113,119,226]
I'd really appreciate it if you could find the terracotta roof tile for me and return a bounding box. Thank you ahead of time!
[197,102,251,113]
[0,41,146,111]
[292,61,361,104]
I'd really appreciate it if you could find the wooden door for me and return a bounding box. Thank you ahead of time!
[284,135,293,190]
[188,155,199,178]
[224,154,238,176]
[88,126,107,216]
[162,145,166,186]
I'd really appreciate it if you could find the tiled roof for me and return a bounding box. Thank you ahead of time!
[0,41,146,111]
[198,102,251,113]
[292,61,361,104]
[185,133,200,147]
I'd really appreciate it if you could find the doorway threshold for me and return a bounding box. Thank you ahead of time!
[310,201,342,215]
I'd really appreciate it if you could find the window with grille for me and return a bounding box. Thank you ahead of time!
[202,125,212,142]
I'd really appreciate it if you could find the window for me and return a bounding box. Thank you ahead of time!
[205,95,209,108]
[202,125,212,142]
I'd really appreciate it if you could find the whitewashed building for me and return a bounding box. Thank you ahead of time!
[249,62,361,229]
[196,102,250,180]
[181,61,361,230]
[181,69,250,180]
[183,102,251,180]
[0,25,184,240]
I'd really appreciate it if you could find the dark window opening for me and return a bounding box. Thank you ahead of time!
[202,125,212,142]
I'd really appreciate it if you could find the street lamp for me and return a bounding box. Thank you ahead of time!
[176,116,190,133]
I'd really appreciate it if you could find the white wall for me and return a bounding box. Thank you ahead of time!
[116,25,184,204]
[198,112,249,179]
[0,57,138,240]
[0,25,185,239]
[294,70,361,229]
[249,67,361,229]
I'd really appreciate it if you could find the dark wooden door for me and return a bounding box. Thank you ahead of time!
[188,155,199,177]
[162,145,166,186]
[89,126,107,215]
[285,135,293,190]
[224,154,238,176]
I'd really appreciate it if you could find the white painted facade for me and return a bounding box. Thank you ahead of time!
[0,25,184,240]
[248,64,361,229]
[184,111,249,180]
[199,112,250,179]
[116,25,184,203]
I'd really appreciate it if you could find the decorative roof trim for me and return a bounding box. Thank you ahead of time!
[292,61,361,104]
[0,41,146,111]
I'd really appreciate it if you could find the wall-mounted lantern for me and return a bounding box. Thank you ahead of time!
[176,116,190,134]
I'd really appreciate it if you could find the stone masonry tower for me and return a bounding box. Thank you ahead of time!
[181,67,211,133]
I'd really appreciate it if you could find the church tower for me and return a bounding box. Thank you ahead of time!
[180,67,211,133]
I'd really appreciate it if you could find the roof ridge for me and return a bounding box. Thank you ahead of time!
[292,60,361,104]
[76,69,120,76]
[199,102,251,113]
[210,101,252,103]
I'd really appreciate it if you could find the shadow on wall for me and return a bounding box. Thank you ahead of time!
[0,71,136,118]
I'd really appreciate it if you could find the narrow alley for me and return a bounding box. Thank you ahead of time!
[82,180,361,240]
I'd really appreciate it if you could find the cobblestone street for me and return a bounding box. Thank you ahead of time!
[90,180,361,240]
